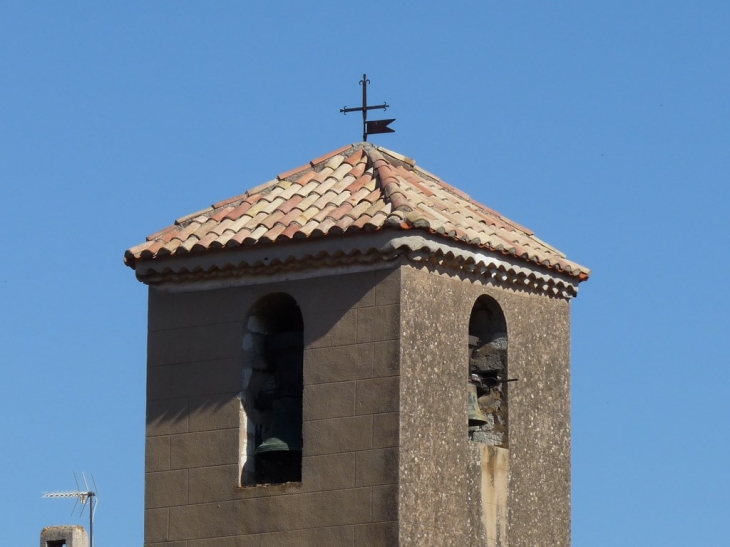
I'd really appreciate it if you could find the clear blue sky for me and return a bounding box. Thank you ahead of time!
[1,2,728,545]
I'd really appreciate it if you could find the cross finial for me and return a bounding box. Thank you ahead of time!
[340,73,395,141]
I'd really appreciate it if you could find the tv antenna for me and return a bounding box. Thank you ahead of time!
[340,73,396,142]
[42,472,98,547]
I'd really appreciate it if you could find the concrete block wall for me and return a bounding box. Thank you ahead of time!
[144,267,401,547]
[40,525,88,547]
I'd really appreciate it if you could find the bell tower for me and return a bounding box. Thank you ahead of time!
[125,143,589,547]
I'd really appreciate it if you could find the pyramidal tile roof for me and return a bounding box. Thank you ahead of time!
[125,142,589,287]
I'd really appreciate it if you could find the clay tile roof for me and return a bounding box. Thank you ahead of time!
[125,143,590,280]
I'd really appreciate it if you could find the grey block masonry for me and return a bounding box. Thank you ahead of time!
[142,260,573,546]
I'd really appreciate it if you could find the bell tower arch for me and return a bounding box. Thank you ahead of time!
[240,292,304,486]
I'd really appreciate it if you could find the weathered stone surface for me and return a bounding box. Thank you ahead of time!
[355,521,399,547]
[147,398,188,437]
[373,339,400,377]
[170,429,239,469]
[142,261,573,547]
[40,525,88,547]
[295,269,381,313]
[188,464,238,504]
[357,304,399,343]
[303,415,373,455]
[303,380,356,420]
[306,309,358,348]
[399,265,571,547]
[304,343,374,384]
[372,484,399,522]
[356,448,399,486]
[145,508,169,544]
[146,435,171,472]
[356,376,399,415]
[188,394,239,432]
[302,452,357,490]
[147,322,242,367]
[375,268,401,306]
[147,358,241,400]
[146,469,189,508]
[144,268,404,546]
[186,525,355,547]
[373,412,399,448]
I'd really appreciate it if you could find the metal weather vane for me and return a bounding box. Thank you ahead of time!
[340,73,395,142]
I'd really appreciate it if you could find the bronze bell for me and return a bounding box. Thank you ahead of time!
[468,383,488,425]
[255,396,303,484]
[256,396,303,455]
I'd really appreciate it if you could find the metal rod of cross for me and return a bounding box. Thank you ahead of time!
[340,74,395,141]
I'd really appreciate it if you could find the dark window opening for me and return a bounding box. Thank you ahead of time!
[468,295,509,447]
[47,541,66,547]
[242,293,304,486]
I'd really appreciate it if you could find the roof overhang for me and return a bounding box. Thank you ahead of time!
[135,229,582,299]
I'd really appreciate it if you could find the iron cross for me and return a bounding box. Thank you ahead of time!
[340,74,395,142]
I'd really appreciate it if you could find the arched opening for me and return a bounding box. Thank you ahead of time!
[240,293,304,485]
[468,295,509,447]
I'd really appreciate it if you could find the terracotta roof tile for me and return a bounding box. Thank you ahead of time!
[226,198,255,221]
[145,225,176,242]
[261,223,287,243]
[178,236,199,253]
[125,142,590,279]
[261,210,285,230]
[312,203,337,224]
[344,148,364,166]
[311,217,337,237]
[277,164,311,182]
[333,214,356,233]
[210,218,235,237]
[293,169,317,186]
[309,144,352,167]
[330,201,354,221]
[261,196,286,215]
[246,225,268,244]
[311,176,339,198]
[345,173,372,194]
[297,218,320,238]
[277,182,304,202]
[212,230,236,248]
[243,197,273,219]
[244,179,278,197]
[350,213,373,230]
[324,154,345,171]
[292,206,319,227]
[346,197,373,219]
[230,227,252,245]
[279,222,302,240]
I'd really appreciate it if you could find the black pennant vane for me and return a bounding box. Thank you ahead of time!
[366,119,395,135]
[340,74,395,141]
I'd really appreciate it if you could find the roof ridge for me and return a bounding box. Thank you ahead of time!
[365,146,412,214]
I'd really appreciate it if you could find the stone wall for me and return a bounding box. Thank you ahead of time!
[142,261,572,547]
[399,265,571,547]
[144,267,401,547]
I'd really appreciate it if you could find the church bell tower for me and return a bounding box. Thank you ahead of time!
[125,142,589,547]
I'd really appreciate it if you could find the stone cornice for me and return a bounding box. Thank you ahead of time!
[136,231,581,299]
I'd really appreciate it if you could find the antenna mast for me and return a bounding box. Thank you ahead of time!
[43,473,98,547]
